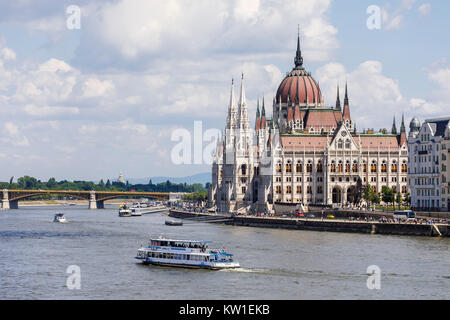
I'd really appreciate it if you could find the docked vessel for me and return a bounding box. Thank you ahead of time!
[119,204,132,217]
[53,213,68,223]
[130,207,142,216]
[165,220,183,226]
[135,237,240,270]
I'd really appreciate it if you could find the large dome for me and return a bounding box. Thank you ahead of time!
[276,32,323,106]
[276,68,323,105]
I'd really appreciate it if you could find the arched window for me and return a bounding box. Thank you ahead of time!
[345,139,351,149]
[331,160,336,173]
[338,160,343,173]
[352,160,358,173]
[286,186,292,194]
[381,161,387,173]
[391,161,398,173]
[276,161,282,173]
[345,160,351,173]
[338,139,343,148]
[286,160,292,173]
[306,161,313,173]
[363,161,367,173]
[316,161,323,173]
[296,186,302,194]
[401,161,408,173]
[296,161,303,173]
[241,164,247,175]
[371,161,377,173]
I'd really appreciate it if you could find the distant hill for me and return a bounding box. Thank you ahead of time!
[125,172,211,186]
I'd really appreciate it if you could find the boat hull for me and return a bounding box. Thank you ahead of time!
[138,259,239,270]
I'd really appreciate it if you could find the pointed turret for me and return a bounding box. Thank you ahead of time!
[335,84,341,111]
[238,73,249,130]
[399,114,407,146]
[343,82,351,121]
[226,78,237,129]
[255,99,261,131]
[260,96,266,129]
[391,116,397,135]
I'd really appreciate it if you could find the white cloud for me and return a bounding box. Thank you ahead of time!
[316,60,404,129]
[418,3,431,16]
[82,78,115,98]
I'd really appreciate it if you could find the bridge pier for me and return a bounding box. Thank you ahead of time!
[1,189,18,210]
[89,191,104,209]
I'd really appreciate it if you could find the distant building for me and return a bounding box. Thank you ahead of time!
[408,117,450,211]
[117,172,126,184]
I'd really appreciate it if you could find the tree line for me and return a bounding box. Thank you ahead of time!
[0,176,209,194]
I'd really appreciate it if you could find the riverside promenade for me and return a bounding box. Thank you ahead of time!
[169,209,449,237]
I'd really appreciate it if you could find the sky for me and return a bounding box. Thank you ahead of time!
[0,0,449,182]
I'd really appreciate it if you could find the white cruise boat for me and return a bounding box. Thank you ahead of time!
[130,207,142,216]
[135,237,240,270]
[53,213,68,223]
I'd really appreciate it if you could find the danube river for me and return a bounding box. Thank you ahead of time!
[0,206,449,300]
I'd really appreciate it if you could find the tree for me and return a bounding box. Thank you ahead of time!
[381,186,395,210]
[396,192,403,210]
[404,192,411,206]
[105,179,111,189]
[46,177,57,189]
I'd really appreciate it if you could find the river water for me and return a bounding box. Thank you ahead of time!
[0,206,449,300]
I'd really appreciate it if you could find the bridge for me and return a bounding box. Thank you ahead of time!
[1,189,170,209]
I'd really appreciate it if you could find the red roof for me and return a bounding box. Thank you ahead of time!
[281,136,328,151]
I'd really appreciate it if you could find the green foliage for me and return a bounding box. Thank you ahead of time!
[182,191,208,202]
[1,176,208,195]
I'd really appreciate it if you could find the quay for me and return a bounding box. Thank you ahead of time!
[169,209,449,237]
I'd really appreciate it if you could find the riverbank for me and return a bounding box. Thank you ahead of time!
[18,199,133,207]
[169,209,449,237]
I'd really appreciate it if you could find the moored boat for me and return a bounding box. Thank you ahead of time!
[135,237,240,270]
[53,213,68,223]
[119,204,132,217]
[165,220,183,226]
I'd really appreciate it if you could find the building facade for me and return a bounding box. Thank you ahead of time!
[209,35,409,213]
[408,117,450,211]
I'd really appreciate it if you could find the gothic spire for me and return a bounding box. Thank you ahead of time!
[344,82,349,107]
[238,73,246,107]
[392,116,397,134]
[262,96,266,116]
[294,25,303,69]
[400,114,406,133]
[256,98,260,118]
[335,84,341,110]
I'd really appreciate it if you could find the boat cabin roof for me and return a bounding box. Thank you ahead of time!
[150,238,213,244]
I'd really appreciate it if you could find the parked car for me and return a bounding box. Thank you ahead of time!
[327,214,335,219]
[307,214,315,218]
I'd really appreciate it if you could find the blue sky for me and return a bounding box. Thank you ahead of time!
[0,0,448,182]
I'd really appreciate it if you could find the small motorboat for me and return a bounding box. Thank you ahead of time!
[165,220,183,226]
[53,213,68,223]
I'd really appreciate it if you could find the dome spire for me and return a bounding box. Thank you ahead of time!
[294,25,303,69]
